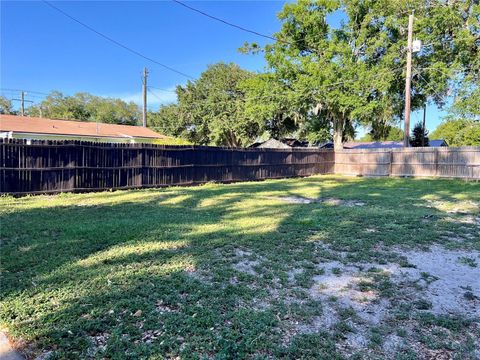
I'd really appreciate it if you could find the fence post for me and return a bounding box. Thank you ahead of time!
[434,148,439,177]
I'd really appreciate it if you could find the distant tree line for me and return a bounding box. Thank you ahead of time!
[0,92,141,126]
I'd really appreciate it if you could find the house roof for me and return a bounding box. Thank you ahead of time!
[0,115,169,139]
[343,139,448,149]
[343,141,404,149]
[254,138,292,149]
[281,138,309,147]
[249,138,311,148]
[429,139,448,147]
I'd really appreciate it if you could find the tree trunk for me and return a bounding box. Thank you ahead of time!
[226,130,240,148]
[333,118,344,151]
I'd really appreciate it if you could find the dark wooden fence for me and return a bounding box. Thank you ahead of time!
[335,147,480,179]
[0,139,335,194]
[2,139,479,195]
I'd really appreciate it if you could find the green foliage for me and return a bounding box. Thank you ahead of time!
[430,118,480,146]
[414,2,480,116]
[410,121,429,147]
[151,137,191,146]
[304,115,333,144]
[28,91,141,125]
[153,63,261,147]
[0,96,15,115]
[361,126,404,142]
[243,0,479,149]
[148,104,183,137]
[243,0,408,149]
[241,73,303,140]
[386,127,405,142]
[450,84,480,120]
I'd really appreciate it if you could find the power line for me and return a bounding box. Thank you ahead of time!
[148,86,177,94]
[413,67,449,104]
[172,0,278,42]
[42,0,195,80]
[147,87,170,105]
[0,88,49,96]
[171,0,320,55]
[1,93,46,101]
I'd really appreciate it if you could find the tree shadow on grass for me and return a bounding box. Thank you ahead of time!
[1,176,479,358]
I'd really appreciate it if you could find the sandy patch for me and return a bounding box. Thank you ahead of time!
[344,332,368,349]
[232,249,263,275]
[310,261,390,324]
[278,196,365,207]
[297,244,480,347]
[309,246,480,320]
[287,268,304,282]
[400,245,480,316]
[279,196,313,204]
[382,334,405,355]
[232,260,259,275]
[0,332,24,360]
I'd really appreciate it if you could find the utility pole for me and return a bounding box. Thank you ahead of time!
[422,103,426,147]
[12,91,33,116]
[403,12,414,147]
[21,91,25,116]
[142,67,148,127]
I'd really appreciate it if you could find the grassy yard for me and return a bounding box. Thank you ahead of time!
[1,175,479,359]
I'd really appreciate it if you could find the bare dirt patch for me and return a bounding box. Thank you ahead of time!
[309,261,390,325]
[140,329,163,344]
[232,249,263,275]
[278,196,365,207]
[278,196,314,204]
[400,245,480,316]
[184,264,213,284]
[308,245,480,323]
[285,244,480,356]
[287,268,304,282]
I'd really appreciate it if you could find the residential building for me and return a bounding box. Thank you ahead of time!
[0,115,172,144]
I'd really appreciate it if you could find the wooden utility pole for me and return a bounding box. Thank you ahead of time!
[142,67,148,127]
[403,13,414,147]
[12,91,33,116]
[422,103,426,147]
[21,91,25,116]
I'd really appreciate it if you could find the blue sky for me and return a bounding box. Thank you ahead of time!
[1,1,448,135]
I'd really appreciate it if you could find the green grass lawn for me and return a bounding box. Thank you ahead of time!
[1,175,479,359]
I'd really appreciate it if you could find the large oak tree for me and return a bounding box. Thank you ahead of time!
[153,63,262,147]
[244,0,479,149]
